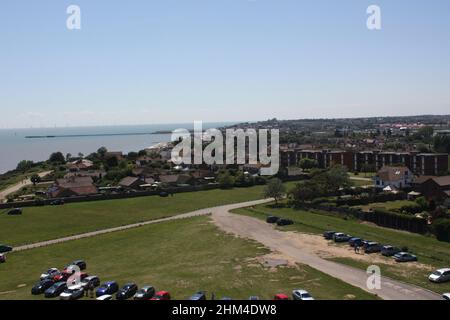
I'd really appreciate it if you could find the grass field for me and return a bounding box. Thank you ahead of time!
[0,182,297,247]
[233,203,450,293]
[356,200,417,211]
[0,216,377,300]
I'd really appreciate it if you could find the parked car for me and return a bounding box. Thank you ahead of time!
[134,286,155,300]
[348,238,364,247]
[68,260,87,271]
[60,285,85,300]
[116,283,138,300]
[381,245,401,257]
[96,294,113,301]
[277,219,294,226]
[429,268,450,283]
[45,282,68,298]
[323,231,336,240]
[53,270,74,282]
[0,245,13,253]
[7,208,22,215]
[249,296,260,300]
[81,276,101,289]
[273,294,289,300]
[31,279,54,295]
[150,291,171,300]
[50,200,65,206]
[96,281,119,297]
[0,253,5,263]
[394,252,417,262]
[40,268,60,281]
[221,297,233,300]
[364,242,383,254]
[189,291,207,300]
[333,233,352,242]
[292,289,314,301]
[159,191,169,197]
[443,293,450,300]
[266,216,280,224]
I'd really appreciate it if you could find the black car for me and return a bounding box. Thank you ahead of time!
[381,245,401,257]
[323,231,336,240]
[69,260,87,271]
[134,286,156,300]
[0,245,13,253]
[189,291,207,300]
[266,216,280,224]
[51,199,65,206]
[364,242,383,254]
[159,191,169,197]
[45,282,68,298]
[116,283,138,300]
[7,208,22,215]
[277,219,294,226]
[31,279,54,295]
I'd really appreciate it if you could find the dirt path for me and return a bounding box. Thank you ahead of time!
[210,203,441,300]
[0,171,53,202]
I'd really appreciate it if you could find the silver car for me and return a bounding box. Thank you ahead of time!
[429,268,450,283]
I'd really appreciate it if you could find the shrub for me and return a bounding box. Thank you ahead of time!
[432,219,450,242]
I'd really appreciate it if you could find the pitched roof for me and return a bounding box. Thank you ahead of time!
[377,166,410,182]
[413,175,450,187]
[119,176,143,187]
[56,176,94,188]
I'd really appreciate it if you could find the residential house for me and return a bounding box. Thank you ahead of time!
[118,176,154,190]
[373,166,413,190]
[159,174,195,186]
[412,176,450,201]
[67,159,94,172]
[49,176,98,198]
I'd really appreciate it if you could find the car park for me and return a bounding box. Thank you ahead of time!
[394,252,417,262]
[96,294,113,301]
[40,268,60,280]
[292,289,314,300]
[68,260,87,271]
[0,245,13,253]
[364,242,383,254]
[266,216,280,224]
[45,282,68,298]
[333,233,352,242]
[276,219,294,226]
[134,286,156,300]
[273,294,289,300]
[189,291,207,300]
[96,281,119,297]
[31,279,54,295]
[0,253,5,263]
[348,238,364,247]
[81,276,101,289]
[60,285,85,300]
[7,208,22,215]
[443,293,450,300]
[116,283,138,300]
[151,291,171,300]
[429,268,450,283]
[323,231,336,240]
[381,245,401,257]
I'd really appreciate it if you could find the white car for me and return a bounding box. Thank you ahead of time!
[292,289,314,300]
[429,268,450,283]
[59,285,85,300]
[443,293,450,300]
[96,294,113,300]
[40,268,60,280]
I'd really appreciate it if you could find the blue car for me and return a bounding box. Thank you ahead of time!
[348,238,363,247]
[96,281,119,297]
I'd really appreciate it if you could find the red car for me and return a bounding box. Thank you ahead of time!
[273,294,289,300]
[150,291,171,300]
[55,271,88,283]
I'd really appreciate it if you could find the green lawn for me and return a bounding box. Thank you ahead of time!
[0,216,377,300]
[356,200,418,211]
[0,182,296,247]
[233,203,450,292]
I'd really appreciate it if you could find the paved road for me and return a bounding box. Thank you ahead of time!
[11,197,441,300]
[0,171,53,201]
[211,203,441,300]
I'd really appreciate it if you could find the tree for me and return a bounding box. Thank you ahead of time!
[434,135,450,153]
[289,181,321,204]
[263,178,286,205]
[16,160,34,172]
[314,165,352,195]
[138,149,147,157]
[432,219,450,242]
[127,152,139,161]
[217,171,235,189]
[298,158,319,171]
[49,152,65,164]
[30,174,41,186]
[97,147,108,159]
[65,153,72,162]
[105,156,119,168]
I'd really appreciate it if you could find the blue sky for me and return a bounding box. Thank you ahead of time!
[1,0,450,128]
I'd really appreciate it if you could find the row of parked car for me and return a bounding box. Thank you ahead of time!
[323,231,418,262]
[32,260,315,300]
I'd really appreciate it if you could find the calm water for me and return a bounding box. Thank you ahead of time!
[0,123,232,174]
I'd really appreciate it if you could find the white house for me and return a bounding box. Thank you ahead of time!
[373,166,413,190]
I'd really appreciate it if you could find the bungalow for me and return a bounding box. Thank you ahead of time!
[118,176,155,190]
[373,166,413,190]
[67,159,94,171]
[412,176,450,201]
[159,174,195,186]
[49,176,98,198]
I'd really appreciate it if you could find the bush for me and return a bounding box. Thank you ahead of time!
[432,219,450,242]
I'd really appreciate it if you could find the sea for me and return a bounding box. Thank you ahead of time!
[0,122,233,174]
